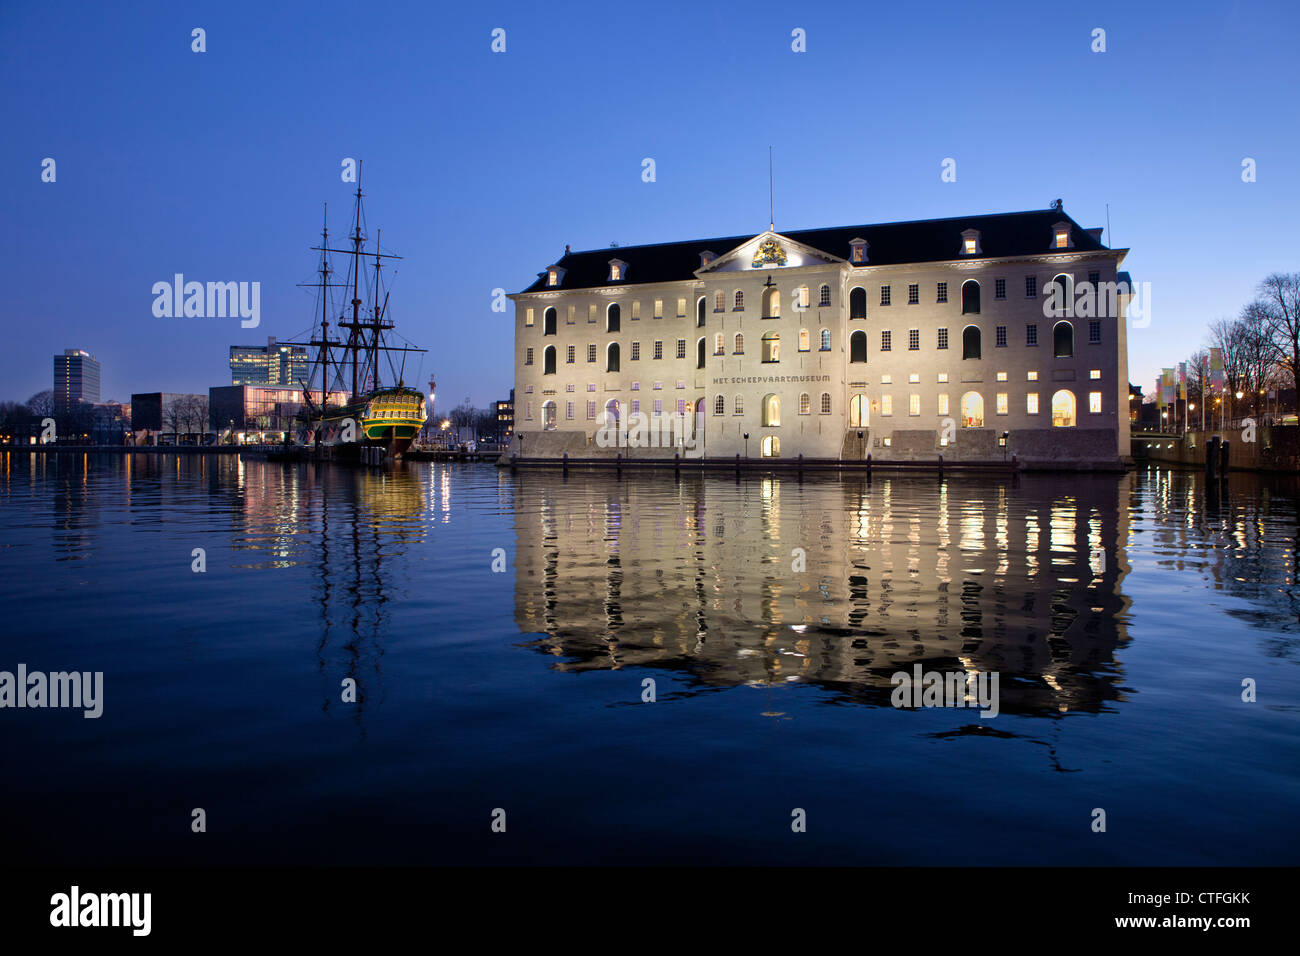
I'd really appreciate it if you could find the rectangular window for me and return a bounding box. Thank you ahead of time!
[676,339,686,359]
[1089,391,1102,413]
[881,394,893,416]
[587,344,596,363]
[937,393,949,416]
[995,278,1006,300]
[1089,320,1101,344]
[653,399,662,417]
[936,282,948,303]
[525,347,533,366]
[1026,324,1038,347]
[566,345,575,363]
[908,329,919,350]
[631,399,640,415]
[908,373,920,384]
[1090,369,1101,380]
[632,300,641,320]
[566,384,574,392]
[1088,270,1100,286]
[937,372,949,383]
[996,326,1007,348]
[1027,392,1039,414]
[586,401,596,419]
[588,383,596,392]
[937,328,949,350]
[1025,276,1037,298]
[1027,371,1038,381]
[654,299,663,319]
[909,394,920,416]
[908,283,919,305]
[566,401,574,419]
[880,374,892,384]
[525,308,535,327]
[677,399,686,415]
[653,341,663,360]
[996,392,1008,415]
[525,402,533,420]
[631,342,640,361]
[676,298,686,317]
[996,371,1008,382]
[567,305,575,324]
[880,286,891,306]
[881,331,892,351]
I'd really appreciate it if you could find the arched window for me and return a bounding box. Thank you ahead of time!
[799,393,811,415]
[713,395,725,416]
[606,342,620,372]
[761,332,780,363]
[762,393,781,426]
[960,391,984,427]
[606,303,620,333]
[543,345,556,375]
[796,286,809,310]
[820,328,832,351]
[849,286,867,319]
[714,333,725,355]
[962,325,981,360]
[604,399,620,425]
[798,329,810,352]
[1047,274,1073,318]
[820,392,832,415]
[542,400,557,430]
[961,279,980,315]
[734,290,744,310]
[734,395,744,415]
[819,284,831,307]
[850,329,867,363]
[760,435,780,458]
[696,337,706,369]
[697,297,706,327]
[734,332,744,354]
[762,286,780,318]
[543,307,557,336]
[714,290,725,312]
[1053,321,1074,358]
[1051,389,1076,427]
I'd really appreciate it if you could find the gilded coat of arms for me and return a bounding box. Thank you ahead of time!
[751,238,787,267]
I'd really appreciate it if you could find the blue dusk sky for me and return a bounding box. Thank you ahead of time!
[2,0,1297,408]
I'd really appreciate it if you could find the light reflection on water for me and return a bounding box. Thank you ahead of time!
[1,451,1298,864]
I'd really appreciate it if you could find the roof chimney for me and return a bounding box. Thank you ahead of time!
[564,244,571,256]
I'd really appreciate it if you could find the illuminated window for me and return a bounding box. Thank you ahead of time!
[1027,370,1038,381]
[1089,391,1102,413]
[608,259,626,281]
[715,291,725,312]
[964,238,977,254]
[996,371,1008,381]
[760,435,780,458]
[1051,389,1076,427]
[525,308,535,327]
[938,393,950,416]
[676,298,686,317]
[820,329,831,351]
[849,238,867,263]
[734,290,744,310]
[631,301,641,321]
[799,393,811,415]
[547,269,558,286]
[937,372,949,383]
[996,392,1008,415]
[762,394,781,426]
[1090,369,1101,380]
[734,333,744,354]
[761,332,780,363]
[909,373,920,384]
[588,304,597,323]
[653,299,663,319]
[881,394,893,416]
[909,394,920,416]
[714,333,724,355]
[799,329,810,352]
[960,391,983,427]
[1027,392,1039,414]
[880,374,893,384]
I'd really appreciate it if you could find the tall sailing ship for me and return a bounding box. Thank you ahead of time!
[291,166,427,459]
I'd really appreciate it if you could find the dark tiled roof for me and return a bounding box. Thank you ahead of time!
[519,206,1110,294]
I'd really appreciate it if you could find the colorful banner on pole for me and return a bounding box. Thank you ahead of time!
[1209,348,1225,392]
[1161,368,1175,406]
[1177,362,1187,401]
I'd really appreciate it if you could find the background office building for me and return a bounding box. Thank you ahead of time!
[53,348,101,408]
[230,336,309,387]
[510,202,1133,469]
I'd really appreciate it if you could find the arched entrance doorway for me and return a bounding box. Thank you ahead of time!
[849,394,868,427]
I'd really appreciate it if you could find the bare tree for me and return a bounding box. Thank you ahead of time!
[1253,272,1300,415]
[26,390,55,418]
[163,398,186,444]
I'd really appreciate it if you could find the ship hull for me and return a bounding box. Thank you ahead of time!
[296,386,426,459]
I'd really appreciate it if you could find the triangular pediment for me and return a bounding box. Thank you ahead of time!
[696,231,842,275]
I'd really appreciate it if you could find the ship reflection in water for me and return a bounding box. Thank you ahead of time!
[512,472,1137,718]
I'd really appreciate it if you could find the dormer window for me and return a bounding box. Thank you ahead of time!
[960,228,981,256]
[1051,221,1073,249]
[699,250,716,268]
[608,258,628,282]
[545,265,566,287]
[849,238,868,264]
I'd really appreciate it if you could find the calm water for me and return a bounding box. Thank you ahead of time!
[1,452,1297,865]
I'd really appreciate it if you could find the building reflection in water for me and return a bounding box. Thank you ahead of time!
[513,472,1137,718]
